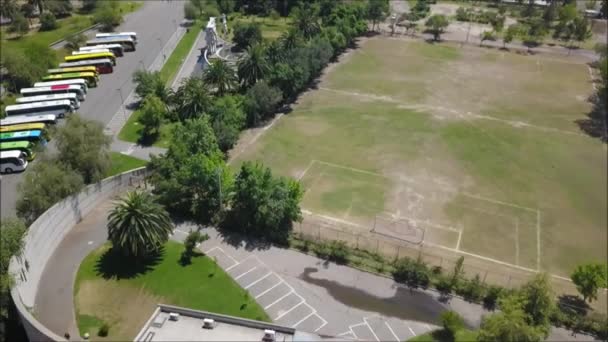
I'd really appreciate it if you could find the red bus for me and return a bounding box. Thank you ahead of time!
[58,58,114,74]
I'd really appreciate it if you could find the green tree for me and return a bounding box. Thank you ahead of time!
[46,0,72,18]
[450,256,465,288]
[520,273,553,335]
[203,59,238,96]
[28,0,45,15]
[0,219,26,324]
[1,42,55,92]
[280,27,303,51]
[81,0,98,13]
[0,0,19,20]
[441,311,465,341]
[94,1,123,32]
[216,0,235,14]
[54,114,111,183]
[572,16,592,48]
[16,159,84,224]
[39,12,57,31]
[244,81,282,126]
[571,263,607,303]
[477,295,543,342]
[8,12,29,37]
[108,191,173,258]
[209,95,246,152]
[480,30,495,46]
[291,2,321,39]
[392,257,431,289]
[237,43,270,88]
[138,95,166,139]
[133,70,169,102]
[223,162,303,244]
[184,2,198,20]
[64,33,87,51]
[233,22,263,50]
[171,76,212,121]
[180,230,209,265]
[366,0,388,32]
[425,14,449,41]
[503,25,516,48]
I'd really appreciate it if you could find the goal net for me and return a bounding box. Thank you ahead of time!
[371,214,425,245]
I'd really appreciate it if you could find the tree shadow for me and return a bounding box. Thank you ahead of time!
[95,246,164,280]
[137,132,160,147]
[576,93,607,143]
[215,227,273,252]
[557,294,590,316]
[179,250,204,266]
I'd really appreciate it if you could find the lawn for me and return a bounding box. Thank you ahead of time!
[231,14,291,40]
[232,37,607,277]
[75,241,269,340]
[105,152,147,178]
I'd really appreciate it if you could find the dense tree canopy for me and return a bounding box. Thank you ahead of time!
[170,76,212,121]
[237,43,270,88]
[203,60,238,96]
[244,81,282,126]
[133,70,169,102]
[571,263,607,303]
[425,14,449,41]
[233,22,263,50]
[208,95,246,152]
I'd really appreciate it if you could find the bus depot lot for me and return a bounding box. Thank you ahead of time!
[171,227,442,341]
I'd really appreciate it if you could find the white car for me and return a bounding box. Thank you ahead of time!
[0,150,28,174]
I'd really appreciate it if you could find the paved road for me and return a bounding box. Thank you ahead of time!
[0,1,183,220]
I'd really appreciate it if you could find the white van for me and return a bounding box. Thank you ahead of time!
[0,150,28,174]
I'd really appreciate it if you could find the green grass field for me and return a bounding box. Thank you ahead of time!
[231,14,290,40]
[233,38,607,277]
[75,241,269,340]
[105,152,147,178]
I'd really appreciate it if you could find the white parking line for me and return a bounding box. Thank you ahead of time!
[225,255,254,271]
[234,266,257,280]
[424,324,432,331]
[255,280,284,299]
[408,326,416,336]
[244,272,273,289]
[385,321,400,341]
[264,290,294,310]
[365,320,380,342]
[313,317,328,332]
[292,312,316,328]
[274,300,305,320]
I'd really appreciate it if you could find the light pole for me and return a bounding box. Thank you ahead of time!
[116,88,126,121]
[217,168,222,213]
[138,60,145,70]
[157,37,165,62]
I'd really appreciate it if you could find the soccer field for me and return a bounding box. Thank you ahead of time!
[233,38,607,277]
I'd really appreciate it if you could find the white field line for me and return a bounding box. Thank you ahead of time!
[297,160,315,181]
[318,87,586,137]
[292,312,316,328]
[228,114,284,165]
[587,65,598,91]
[456,230,463,250]
[244,272,273,289]
[274,300,305,320]
[313,159,385,178]
[234,266,257,280]
[537,210,541,270]
[385,321,400,342]
[515,218,520,266]
[254,280,284,299]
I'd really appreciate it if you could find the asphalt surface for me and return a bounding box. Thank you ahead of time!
[0,1,183,220]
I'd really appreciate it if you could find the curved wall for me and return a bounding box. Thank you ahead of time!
[9,167,148,342]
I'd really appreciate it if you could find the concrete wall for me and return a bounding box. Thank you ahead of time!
[9,167,148,342]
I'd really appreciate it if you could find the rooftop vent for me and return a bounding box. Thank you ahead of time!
[263,329,276,342]
[203,318,215,329]
[169,313,180,321]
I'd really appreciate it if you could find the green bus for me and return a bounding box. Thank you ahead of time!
[0,141,36,161]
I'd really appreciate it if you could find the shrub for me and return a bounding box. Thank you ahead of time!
[313,242,331,259]
[98,323,109,337]
[328,241,349,264]
[440,311,464,340]
[39,12,58,31]
[184,2,198,20]
[483,285,503,310]
[392,257,430,289]
[233,22,262,50]
[435,275,454,297]
[459,274,486,303]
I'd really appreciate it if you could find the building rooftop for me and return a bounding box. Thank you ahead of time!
[135,305,296,342]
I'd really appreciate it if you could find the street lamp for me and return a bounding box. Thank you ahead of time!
[116,88,126,121]
[138,60,145,70]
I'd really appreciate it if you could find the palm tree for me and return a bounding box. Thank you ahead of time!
[202,59,238,96]
[280,27,302,51]
[0,0,19,20]
[171,76,211,121]
[237,43,270,88]
[107,191,173,258]
[291,3,320,39]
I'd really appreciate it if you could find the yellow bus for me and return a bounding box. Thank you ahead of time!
[42,72,98,87]
[47,66,99,77]
[64,52,116,66]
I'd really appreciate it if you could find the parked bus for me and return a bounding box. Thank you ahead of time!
[34,79,88,93]
[4,100,74,118]
[59,59,113,74]
[48,66,99,77]
[42,72,98,88]
[72,48,110,55]
[0,150,28,174]
[21,85,86,101]
[96,32,137,42]
[0,130,46,145]
[0,123,50,141]
[64,52,116,66]
[0,141,36,161]
[86,37,135,52]
[1,114,57,127]
[16,93,80,109]
[80,44,124,57]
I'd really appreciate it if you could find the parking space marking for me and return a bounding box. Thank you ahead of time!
[264,290,294,310]
[365,320,380,342]
[292,312,316,329]
[204,246,238,268]
[255,280,284,299]
[244,272,273,289]
[385,321,400,341]
[225,255,254,271]
[408,326,416,336]
[314,318,327,332]
[234,266,257,280]
[274,300,305,320]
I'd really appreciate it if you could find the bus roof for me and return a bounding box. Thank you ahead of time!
[65,52,115,62]
[87,37,134,45]
[96,31,137,37]
[0,141,33,149]
[80,44,123,51]
[72,49,110,55]
[0,150,26,159]
[0,123,46,133]
[43,72,97,80]
[1,114,57,126]
[0,130,42,140]
[59,59,113,68]
[48,66,97,73]
[5,99,72,112]
[16,93,78,103]
[34,79,87,88]
[21,85,83,95]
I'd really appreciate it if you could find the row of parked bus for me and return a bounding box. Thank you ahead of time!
[0,32,138,174]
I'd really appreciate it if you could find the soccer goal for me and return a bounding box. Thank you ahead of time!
[371,214,425,245]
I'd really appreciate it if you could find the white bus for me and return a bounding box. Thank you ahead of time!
[1,114,58,127]
[34,79,88,93]
[20,85,86,101]
[96,32,137,42]
[16,93,80,109]
[4,100,74,118]
[87,37,136,52]
[0,150,28,174]
[72,48,110,56]
[80,44,124,57]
